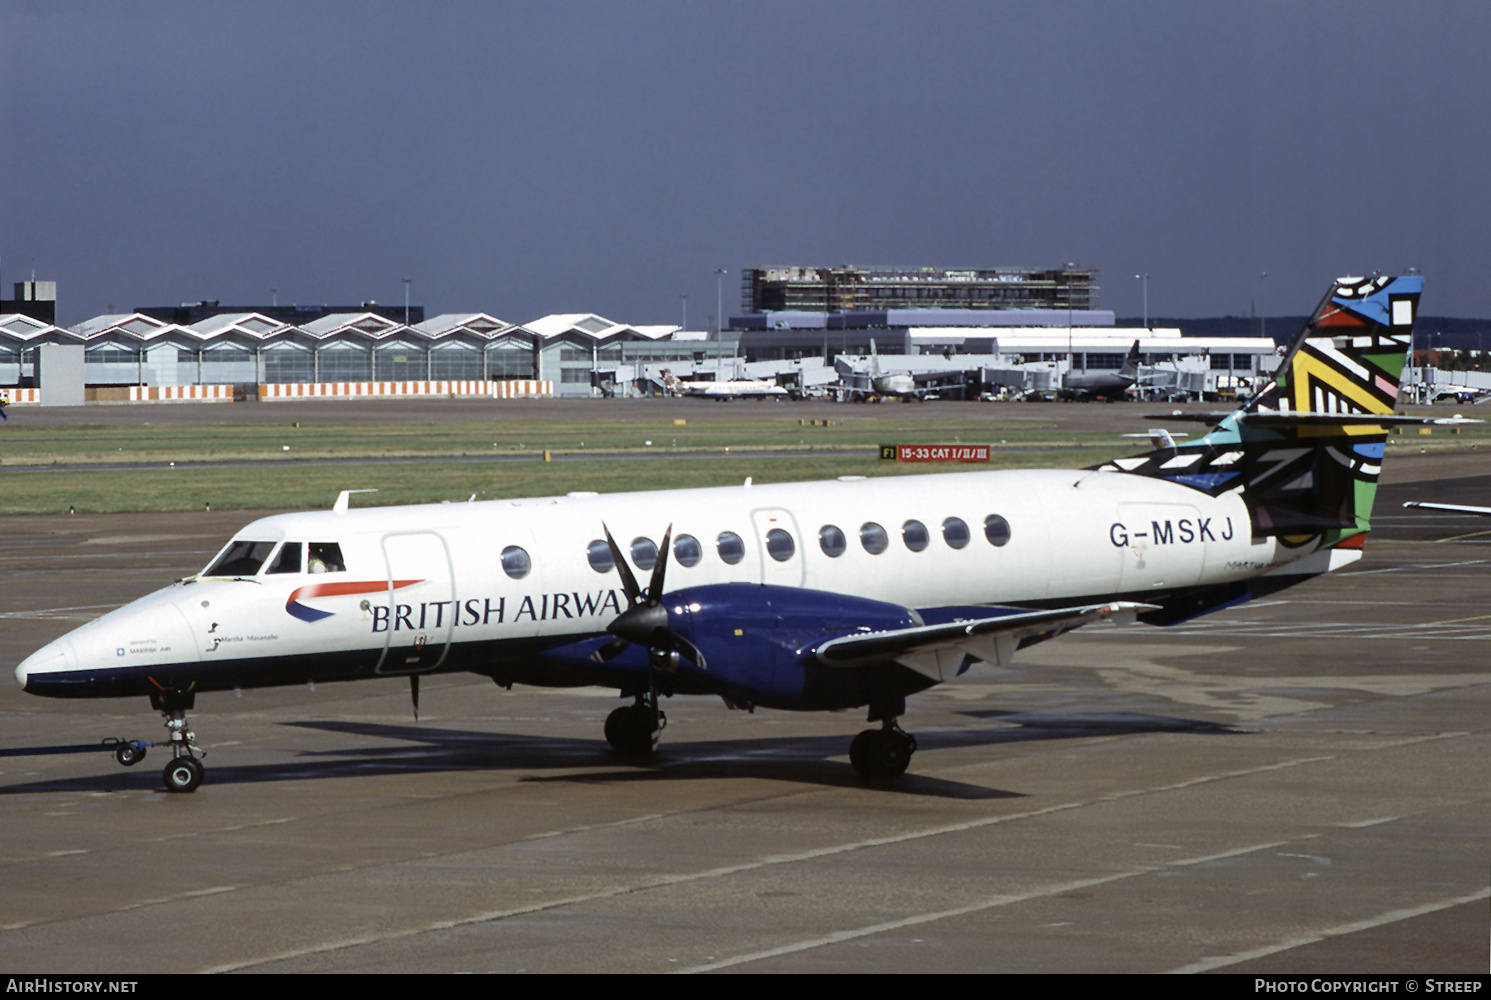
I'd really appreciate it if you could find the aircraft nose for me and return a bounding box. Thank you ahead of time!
[15,639,71,692]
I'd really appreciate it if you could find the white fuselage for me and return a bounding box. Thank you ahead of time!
[15,467,1316,696]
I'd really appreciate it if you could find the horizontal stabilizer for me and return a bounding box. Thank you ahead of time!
[1404,501,1491,516]
[814,601,1156,681]
[1145,411,1481,427]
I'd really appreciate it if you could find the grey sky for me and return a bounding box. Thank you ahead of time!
[4,0,1488,327]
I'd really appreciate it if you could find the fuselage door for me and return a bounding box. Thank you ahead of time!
[377,530,456,674]
[750,507,806,587]
[1115,502,1207,593]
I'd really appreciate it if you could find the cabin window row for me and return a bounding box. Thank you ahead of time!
[570,515,1011,577]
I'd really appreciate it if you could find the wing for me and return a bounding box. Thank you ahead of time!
[814,601,1155,682]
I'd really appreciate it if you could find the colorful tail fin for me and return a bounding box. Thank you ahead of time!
[1095,274,1422,546]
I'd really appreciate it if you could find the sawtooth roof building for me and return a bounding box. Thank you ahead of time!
[0,307,739,398]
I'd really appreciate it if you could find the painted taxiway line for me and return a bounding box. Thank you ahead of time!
[1167,887,1491,974]
[678,839,1298,973]
[202,751,1349,973]
[0,604,122,619]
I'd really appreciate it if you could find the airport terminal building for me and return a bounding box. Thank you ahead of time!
[0,268,1278,401]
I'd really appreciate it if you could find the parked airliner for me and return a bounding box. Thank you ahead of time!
[1059,339,1142,400]
[15,275,1449,792]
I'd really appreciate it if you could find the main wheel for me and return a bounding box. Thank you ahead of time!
[162,756,204,793]
[115,743,146,767]
[604,705,656,754]
[850,730,913,779]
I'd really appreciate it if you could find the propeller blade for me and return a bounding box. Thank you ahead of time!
[646,524,673,606]
[594,521,704,675]
[590,635,631,664]
[601,522,642,605]
[666,632,708,671]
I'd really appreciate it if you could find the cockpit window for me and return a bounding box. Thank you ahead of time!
[204,540,277,577]
[267,542,303,574]
[308,542,346,573]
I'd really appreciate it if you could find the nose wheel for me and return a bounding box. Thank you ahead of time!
[159,705,205,793]
[163,755,204,793]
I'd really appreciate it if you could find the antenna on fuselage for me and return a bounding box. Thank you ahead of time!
[332,489,378,513]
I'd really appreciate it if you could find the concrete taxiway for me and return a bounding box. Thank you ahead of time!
[0,441,1486,973]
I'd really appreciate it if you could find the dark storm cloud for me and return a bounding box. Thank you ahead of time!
[3,0,1488,326]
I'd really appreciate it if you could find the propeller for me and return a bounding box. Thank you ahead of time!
[591,522,707,671]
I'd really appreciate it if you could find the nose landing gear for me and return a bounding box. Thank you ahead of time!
[148,690,205,794]
[104,696,207,792]
[159,706,204,793]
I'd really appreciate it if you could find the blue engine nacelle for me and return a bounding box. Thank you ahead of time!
[660,583,923,711]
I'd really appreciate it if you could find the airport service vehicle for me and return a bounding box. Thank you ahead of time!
[15,276,1448,792]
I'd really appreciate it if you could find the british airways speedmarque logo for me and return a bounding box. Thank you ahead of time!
[286,579,423,623]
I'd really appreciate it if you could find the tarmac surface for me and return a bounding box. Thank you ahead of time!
[0,400,1487,974]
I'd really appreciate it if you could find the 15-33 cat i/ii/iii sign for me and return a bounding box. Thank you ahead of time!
[879,444,991,462]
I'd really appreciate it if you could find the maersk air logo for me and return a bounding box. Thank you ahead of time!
[286,579,422,623]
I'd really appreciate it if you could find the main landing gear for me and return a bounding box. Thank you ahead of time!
[848,721,917,780]
[605,695,665,755]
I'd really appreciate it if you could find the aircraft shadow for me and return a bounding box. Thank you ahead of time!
[0,710,1237,798]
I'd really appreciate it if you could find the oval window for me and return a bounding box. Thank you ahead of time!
[630,537,657,571]
[819,524,846,557]
[587,539,615,573]
[673,533,702,567]
[942,517,970,549]
[984,514,1012,547]
[766,528,795,562]
[501,545,531,579]
[716,531,746,565]
[902,519,929,552]
[860,522,888,555]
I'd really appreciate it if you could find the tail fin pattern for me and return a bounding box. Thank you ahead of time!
[1093,274,1422,546]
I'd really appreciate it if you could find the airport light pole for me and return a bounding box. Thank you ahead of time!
[715,268,727,336]
[270,287,278,308]
[1258,272,1267,341]
[680,294,688,333]
[1066,262,1076,373]
[1134,273,1150,329]
[402,278,412,326]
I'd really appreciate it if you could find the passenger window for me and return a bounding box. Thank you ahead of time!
[902,520,929,552]
[267,542,303,574]
[673,534,702,567]
[587,539,615,573]
[501,545,531,579]
[765,528,795,562]
[984,515,1012,547]
[308,542,345,573]
[717,531,745,565]
[204,540,276,577]
[942,517,970,549]
[860,522,888,555]
[630,537,658,571]
[819,524,846,557]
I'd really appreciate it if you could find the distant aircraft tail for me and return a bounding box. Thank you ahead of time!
[1119,339,1141,379]
[1095,274,1423,548]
